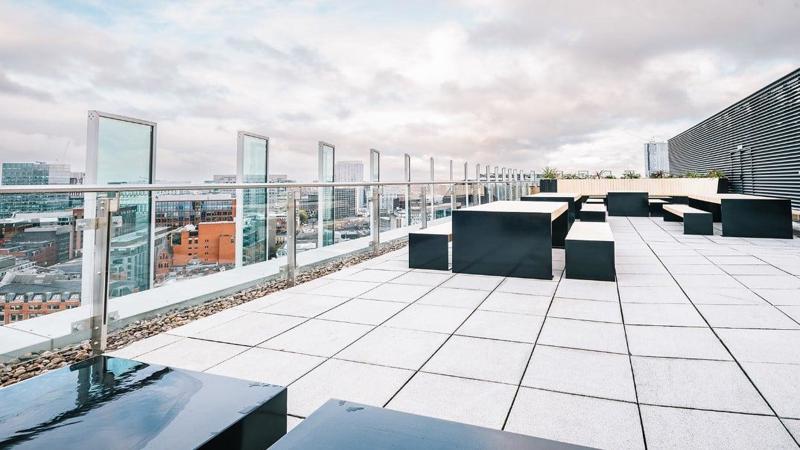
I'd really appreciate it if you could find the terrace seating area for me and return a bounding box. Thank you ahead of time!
[101,215,800,449]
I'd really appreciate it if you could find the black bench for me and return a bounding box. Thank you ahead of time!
[579,203,607,222]
[409,223,451,270]
[607,192,649,217]
[663,204,713,235]
[271,399,589,449]
[648,199,668,217]
[565,222,615,281]
[0,356,287,449]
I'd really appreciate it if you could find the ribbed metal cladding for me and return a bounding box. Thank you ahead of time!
[669,68,800,209]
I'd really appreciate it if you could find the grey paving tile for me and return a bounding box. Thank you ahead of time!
[286,416,303,432]
[505,388,644,450]
[416,287,489,309]
[318,298,406,325]
[206,347,324,386]
[684,287,766,305]
[538,317,628,354]
[107,333,183,359]
[641,405,797,450]
[336,326,448,370]
[440,273,504,291]
[387,372,517,429]
[667,264,727,275]
[260,293,349,317]
[478,291,551,316]
[422,335,532,384]
[614,264,669,275]
[674,274,741,289]
[619,285,688,304]
[308,279,381,297]
[741,362,800,419]
[260,319,372,357]
[341,269,405,283]
[383,303,473,334]
[720,264,787,276]
[523,345,636,402]
[136,338,247,372]
[625,325,731,360]
[697,304,800,329]
[786,419,800,442]
[548,297,622,323]
[780,306,800,323]
[389,271,453,286]
[195,312,305,346]
[288,359,413,417]
[632,356,771,414]
[707,255,767,265]
[756,289,800,306]
[359,283,432,303]
[735,275,800,290]
[235,291,292,312]
[616,273,677,287]
[622,303,706,327]
[455,310,544,343]
[716,329,800,364]
[497,278,559,296]
[555,279,618,302]
[167,308,249,337]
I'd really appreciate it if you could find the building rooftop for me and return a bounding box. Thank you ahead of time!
[108,216,800,448]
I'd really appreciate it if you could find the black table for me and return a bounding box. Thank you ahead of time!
[522,192,581,227]
[452,200,568,279]
[0,356,287,449]
[271,399,591,450]
[688,193,793,238]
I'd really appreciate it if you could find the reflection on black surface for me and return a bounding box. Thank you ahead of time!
[0,357,200,449]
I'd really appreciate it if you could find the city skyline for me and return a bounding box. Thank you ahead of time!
[0,1,798,182]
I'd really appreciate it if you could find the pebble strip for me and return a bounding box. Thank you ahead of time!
[0,240,408,387]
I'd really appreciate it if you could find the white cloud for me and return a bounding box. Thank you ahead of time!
[0,0,797,181]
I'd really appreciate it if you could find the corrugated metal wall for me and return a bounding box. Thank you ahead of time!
[668,68,800,209]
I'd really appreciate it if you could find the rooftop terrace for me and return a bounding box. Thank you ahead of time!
[106,216,800,449]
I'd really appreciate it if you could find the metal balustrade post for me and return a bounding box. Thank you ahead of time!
[371,187,380,254]
[463,162,469,208]
[420,186,428,229]
[449,160,455,214]
[77,193,119,356]
[286,190,297,285]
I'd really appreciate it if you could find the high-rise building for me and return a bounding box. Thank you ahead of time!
[669,68,800,208]
[154,193,236,228]
[335,161,364,182]
[0,162,73,218]
[643,141,669,176]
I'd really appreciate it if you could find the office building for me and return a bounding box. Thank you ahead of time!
[669,68,800,207]
[0,162,73,218]
[643,141,670,176]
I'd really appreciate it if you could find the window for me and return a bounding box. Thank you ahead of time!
[48,305,60,310]
[9,305,22,311]
[10,314,23,322]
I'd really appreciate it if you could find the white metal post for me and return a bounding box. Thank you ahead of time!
[286,191,297,285]
[429,157,435,222]
[449,160,455,213]
[475,163,482,205]
[420,186,428,229]
[371,187,380,253]
[463,162,469,208]
[404,154,411,226]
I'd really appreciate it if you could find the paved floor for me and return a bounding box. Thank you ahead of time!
[110,216,800,449]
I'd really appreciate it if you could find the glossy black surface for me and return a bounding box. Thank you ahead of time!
[452,207,555,278]
[579,210,606,222]
[721,198,793,238]
[0,356,286,450]
[271,399,593,450]
[409,233,450,270]
[688,198,721,221]
[607,192,649,217]
[566,239,615,281]
[539,179,558,193]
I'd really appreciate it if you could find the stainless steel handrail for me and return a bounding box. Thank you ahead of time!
[0,179,530,194]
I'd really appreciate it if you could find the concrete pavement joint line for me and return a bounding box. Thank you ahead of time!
[500,264,563,432]
[619,217,649,450]
[380,269,505,409]
[630,217,800,448]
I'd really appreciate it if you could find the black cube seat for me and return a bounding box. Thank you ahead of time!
[408,223,452,270]
[648,198,668,217]
[663,204,713,235]
[579,203,607,222]
[565,222,615,281]
[607,192,649,217]
[0,356,288,450]
[271,399,589,449]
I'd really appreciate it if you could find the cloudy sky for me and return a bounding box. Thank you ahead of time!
[0,0,798,182]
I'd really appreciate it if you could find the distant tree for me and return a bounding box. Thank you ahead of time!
[298,209,309,225]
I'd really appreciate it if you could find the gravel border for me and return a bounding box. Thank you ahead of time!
[0,240,408,387]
